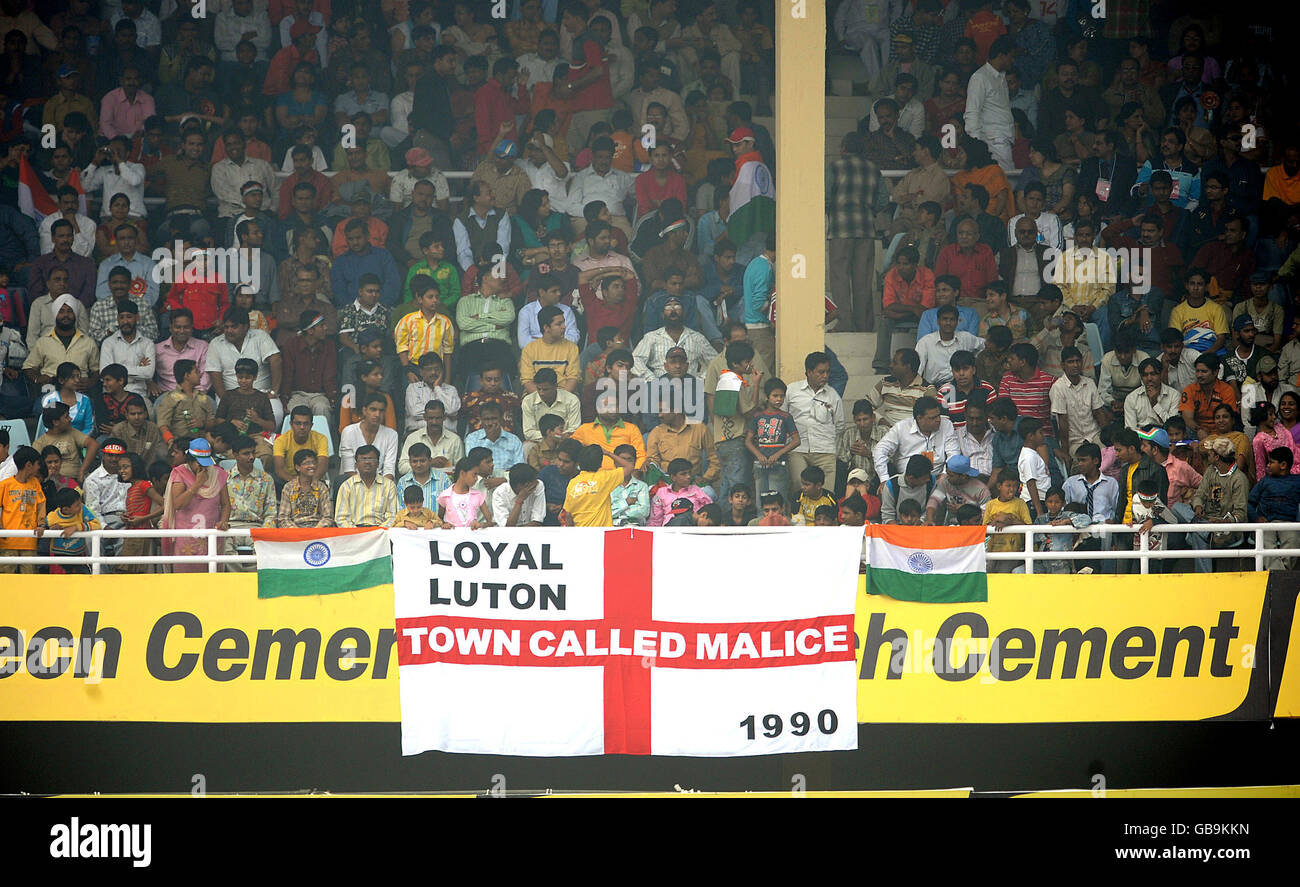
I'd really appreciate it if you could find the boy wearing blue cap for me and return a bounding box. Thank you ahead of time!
[925,454,989,525]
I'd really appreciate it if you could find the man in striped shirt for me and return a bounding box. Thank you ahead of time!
[396,277,456,382]
[997,342,1055,422]
[335,445,399,527]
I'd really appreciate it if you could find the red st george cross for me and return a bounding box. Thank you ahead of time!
[395,530,856,754]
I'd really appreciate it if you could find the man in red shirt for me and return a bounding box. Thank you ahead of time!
[935,218,998,311]
[874,245,935,372]
[998,342,1055,422]
[1191,212,1256,305]
[560,5,614,156]
[264,22,320,96]
[1100,213,1185,307]
[474,58,530,156]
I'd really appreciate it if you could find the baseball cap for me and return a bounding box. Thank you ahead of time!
[101,442,126,456]
[946,454,980,477]
[891,31,915,44]
[725,126,755,144]
[663,295,684,307]
[669,497,694,516]
[187,439,215,466]
[1233,314,1255,331]
[1258,355,1278,374]
[1250,270,1271,283]
[404,147,433,167]
[846,468,871,484]
[493,139,520,158]
[57,64,77,78]
[1137,427,1171,449]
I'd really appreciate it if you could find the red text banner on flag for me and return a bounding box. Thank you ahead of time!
[391,527,863,758]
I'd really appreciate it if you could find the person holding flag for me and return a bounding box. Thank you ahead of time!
[725,126,774,265]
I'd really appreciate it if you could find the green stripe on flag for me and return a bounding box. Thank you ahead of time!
[866,566,987,603]
[257,558,394,599]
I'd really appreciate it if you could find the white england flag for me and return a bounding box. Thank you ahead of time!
[392,527,862,757]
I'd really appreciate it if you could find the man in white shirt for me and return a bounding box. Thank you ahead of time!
[203,307,283,421]
[866,73,925,138]
[917,305,985,386]
[519,134,573,216]
[786,351,846,493]
[38,189,95,256]
[625,61,688,140]
[491,463,547,526]
[964,36,1017,172]
[1007,182,1063,250]
[516,27,562,89]
[98,300,154,397]
[214,0,272,61]
[82,137,146,220]
[872,395,955,483]
[83,440,130,558]
[112,0,161,50]
[568,136,634,239]
[211,131,278,218]
[340,392,400,479]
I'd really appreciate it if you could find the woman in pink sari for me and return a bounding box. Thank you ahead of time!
[160,439,230,573]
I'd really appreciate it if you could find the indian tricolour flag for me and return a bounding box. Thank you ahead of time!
[727,157,775,248]
[251,528,393,599]
[865,525,988,603]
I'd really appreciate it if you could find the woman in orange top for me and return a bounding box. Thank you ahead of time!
[951,138,1014,223]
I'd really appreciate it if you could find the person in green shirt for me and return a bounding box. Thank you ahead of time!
[455,254,518,387]
[397,230,462,326]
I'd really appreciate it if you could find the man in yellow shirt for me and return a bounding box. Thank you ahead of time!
[519,305,580,393]
[396,278,456,380]
[571,408,647,469]
[272,406,331,484]
[563,443,635,527]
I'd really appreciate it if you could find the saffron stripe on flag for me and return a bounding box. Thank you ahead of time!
[866,567,988,603]
[866,524,988,551]
[250,527,379,542]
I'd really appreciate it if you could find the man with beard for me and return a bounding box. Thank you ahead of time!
[633,295,717,378]
[98,299,153,397]
[23,296,97,387]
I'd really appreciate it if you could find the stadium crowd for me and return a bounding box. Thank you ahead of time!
[0,0,1294,576]
[826,0,1296,572]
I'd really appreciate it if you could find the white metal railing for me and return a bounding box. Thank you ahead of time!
[1,523,1297,574]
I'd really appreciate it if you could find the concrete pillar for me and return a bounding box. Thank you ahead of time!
[774,0,826,381]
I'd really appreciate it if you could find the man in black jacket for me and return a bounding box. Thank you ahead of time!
[1077,131,1137,222]
[410,47,458,170]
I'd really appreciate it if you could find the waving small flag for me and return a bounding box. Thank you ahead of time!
[17,154,56,221]
[865,525,988,603]
[251,528,393,599]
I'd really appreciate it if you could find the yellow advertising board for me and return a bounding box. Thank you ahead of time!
[854,573,1268,723]
[0,575,400,723]
[0,572,1279,724]
[1273,596,1300,718]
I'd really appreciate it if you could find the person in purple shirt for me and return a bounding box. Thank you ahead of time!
[27,218,95,307]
